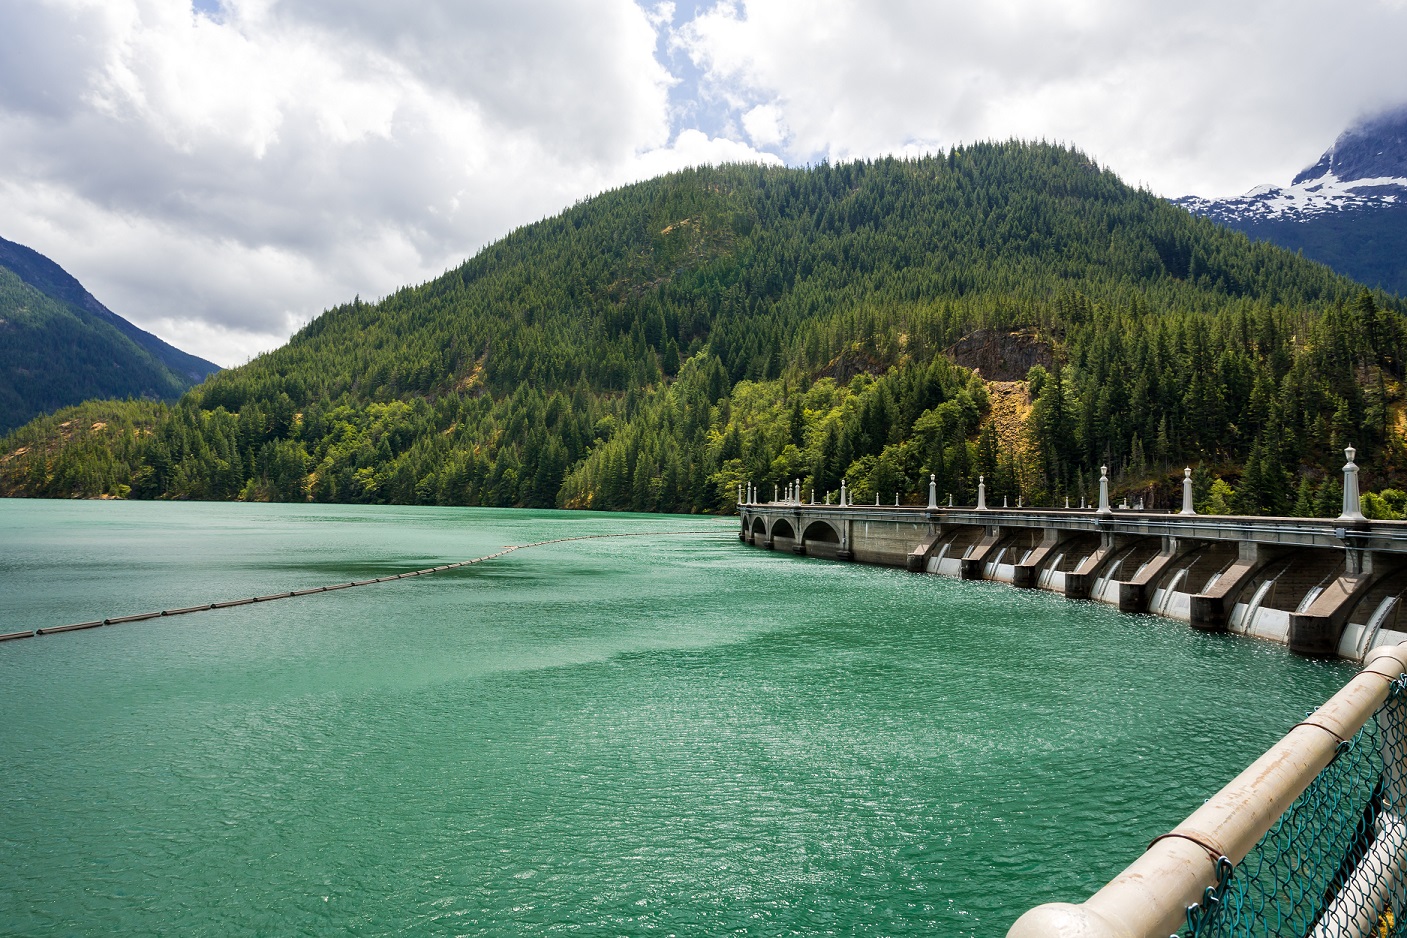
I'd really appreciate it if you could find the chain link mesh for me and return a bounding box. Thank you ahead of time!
[1183,678,1407,938]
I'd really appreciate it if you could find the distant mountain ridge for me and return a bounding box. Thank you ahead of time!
[0,236,220,433]
[0,237,219,382]
[1174,107,1407,295]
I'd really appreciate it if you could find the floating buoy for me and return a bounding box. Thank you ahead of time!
[37,620,105,635]
[162,604,214,616]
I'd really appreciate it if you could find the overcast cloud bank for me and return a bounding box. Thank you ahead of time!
[0,0,1403,365]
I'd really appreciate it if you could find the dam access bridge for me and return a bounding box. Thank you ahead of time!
[738,450,1407,661]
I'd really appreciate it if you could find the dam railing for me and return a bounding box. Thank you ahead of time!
[1007,643,1407,938]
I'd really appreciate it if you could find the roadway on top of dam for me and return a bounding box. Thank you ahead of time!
[738,503,1407,553]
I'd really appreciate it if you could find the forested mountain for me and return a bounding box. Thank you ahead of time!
[0,236,220,433]
[3,143,1405,517]
[1176,106,1407,296]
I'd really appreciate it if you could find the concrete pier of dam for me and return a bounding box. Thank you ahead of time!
[737,498,1407,661]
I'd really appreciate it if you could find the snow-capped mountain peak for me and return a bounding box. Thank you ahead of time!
[1292,105,1407,185]
[1175,105,1407,223]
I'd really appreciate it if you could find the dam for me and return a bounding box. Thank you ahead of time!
[743,455,1407,935]
[739,453,1407,661]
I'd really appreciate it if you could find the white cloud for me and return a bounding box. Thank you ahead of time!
[644,1,676,29]
[741,104,785,148]
[677,0,1407,197]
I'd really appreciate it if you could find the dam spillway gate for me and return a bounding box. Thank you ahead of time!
[738,503,1407,661]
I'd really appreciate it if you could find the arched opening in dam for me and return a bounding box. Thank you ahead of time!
[770,517,797,552]
[801,519,841,559]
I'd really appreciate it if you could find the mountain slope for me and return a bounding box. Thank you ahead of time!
[3,143,1404,515]
[1175,107,1407,295]
[0,237,220,434]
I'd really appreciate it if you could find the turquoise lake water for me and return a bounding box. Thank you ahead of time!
[0,500,1354,936]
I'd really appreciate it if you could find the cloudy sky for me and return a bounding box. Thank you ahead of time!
[2,0,1405,367]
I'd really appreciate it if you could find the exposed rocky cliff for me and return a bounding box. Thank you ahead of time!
[944,327,1055,382]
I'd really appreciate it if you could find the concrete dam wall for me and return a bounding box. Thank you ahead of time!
[739,504,1407,661]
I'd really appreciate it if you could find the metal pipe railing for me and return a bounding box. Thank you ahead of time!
[1006,643,1407,938]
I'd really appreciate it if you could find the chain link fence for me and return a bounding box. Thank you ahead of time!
[1183,678,1407,938]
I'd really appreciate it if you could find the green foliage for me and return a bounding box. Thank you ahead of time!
[1232,204,1407,298]
[1363,489,1407,521]
[2,143,1404,512]
[0,268,194,433]
[1200,478,1236,515]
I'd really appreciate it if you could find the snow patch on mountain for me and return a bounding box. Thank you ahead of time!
[1175,172,1407,223]
[1175,105,1407,224]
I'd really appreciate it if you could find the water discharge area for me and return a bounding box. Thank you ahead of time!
[0,500,1355,936]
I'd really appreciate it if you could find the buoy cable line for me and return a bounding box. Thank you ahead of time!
[2,529,726,643]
